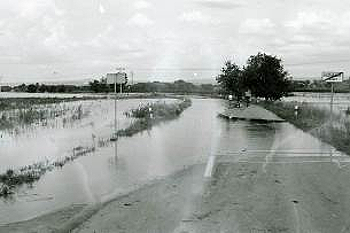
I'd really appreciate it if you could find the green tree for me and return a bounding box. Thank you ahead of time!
[243,52,291,101]
[89,80,101,93]
[173,80,195,93]
[89,77,110,93]
[27,84,37,93]
[216,61,245,99]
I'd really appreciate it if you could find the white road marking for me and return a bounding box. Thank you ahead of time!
[204,155,216,178]
[218,161,350,164]
[292,202,301,233]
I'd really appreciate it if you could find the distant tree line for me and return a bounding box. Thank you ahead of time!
[10,83,90,93]
[89,78,217,94]
[130,80,216,94]
[1,79,217,95]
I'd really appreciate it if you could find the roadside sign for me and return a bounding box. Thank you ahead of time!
[321,71,343,83]
[106,72,127,85]
[321,71,343,122]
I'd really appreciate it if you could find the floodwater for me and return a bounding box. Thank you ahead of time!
[0,98,171,171]
[0,98,346,224]
[284,92,350,113]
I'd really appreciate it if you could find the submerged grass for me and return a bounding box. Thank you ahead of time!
[260,101,350,156]
[0,101,90,131]
[0,145,96,197]
[0,98,192,197]
[0,97,105,111]
[117,99,192,137]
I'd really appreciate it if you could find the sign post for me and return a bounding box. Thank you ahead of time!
[107,72,127,157]
[321,71,344,122]
[245,90,252,107]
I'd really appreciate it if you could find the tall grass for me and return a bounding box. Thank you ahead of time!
[0,97,104,111]
[117,99,192,137]
[0,145,96,197]
[0,102,90,130]
[260,101,350,155]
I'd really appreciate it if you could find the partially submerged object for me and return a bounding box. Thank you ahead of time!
[218,105,284,123]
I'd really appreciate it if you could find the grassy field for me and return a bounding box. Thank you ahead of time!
[260,101,350,155]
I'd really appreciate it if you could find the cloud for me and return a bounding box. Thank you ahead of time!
[133,0,151,9]
[99,3,106,14]
[180,10,205,22]
[18,1,53,19]
[2,0,350,81]
[128,13,154,27]
[239,18,275,35]
[282,10,350,49]
[196,0,243,9]
[284,10,334,32]
[179,10,219,24]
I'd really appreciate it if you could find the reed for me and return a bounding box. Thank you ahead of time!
[117,99,192,137]
[0,145,96,197]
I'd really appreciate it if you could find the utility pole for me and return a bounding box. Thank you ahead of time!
[322,71,343,124]
[107,67,127,158]
[116,67,125,94]
[114,78,117,135]
[115,67,123,157]
[330,83,334,122]
[114,77,117,157]
[131,71,134,86]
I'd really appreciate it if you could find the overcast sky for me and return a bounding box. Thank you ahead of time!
[1,0,350,83]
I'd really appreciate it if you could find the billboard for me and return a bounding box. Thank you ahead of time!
[106,72,127,85]
[321,71,343,83]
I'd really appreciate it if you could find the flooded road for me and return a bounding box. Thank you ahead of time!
[0,98,348,228]
[71,99,350,233]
